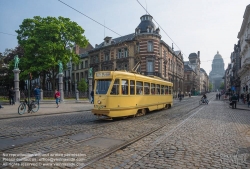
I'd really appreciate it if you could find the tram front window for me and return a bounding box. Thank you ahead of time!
[96,79,111,94]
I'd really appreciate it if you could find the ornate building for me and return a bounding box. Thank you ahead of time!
[237,4,250,94]
[87,14,184,94]
[209,51,225,91]
[183,52,201,95]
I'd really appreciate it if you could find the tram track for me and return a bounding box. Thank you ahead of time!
[0,95,215,168]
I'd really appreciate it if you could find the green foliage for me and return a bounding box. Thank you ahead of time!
[220,82,224,90]
[15,16,89,90]
[78,79,88,93]
[209,83,212,91]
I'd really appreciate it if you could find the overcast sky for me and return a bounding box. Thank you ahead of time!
[0,0,249,74]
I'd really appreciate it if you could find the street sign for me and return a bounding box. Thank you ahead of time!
[231,86,235,91]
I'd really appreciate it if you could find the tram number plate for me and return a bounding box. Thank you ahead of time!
[96,72,111,77]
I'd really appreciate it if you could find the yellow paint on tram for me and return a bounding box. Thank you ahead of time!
[92,71,173,118]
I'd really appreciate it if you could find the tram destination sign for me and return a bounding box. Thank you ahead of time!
[96,72,111,77]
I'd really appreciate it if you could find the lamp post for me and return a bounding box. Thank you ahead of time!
[75,79,79,101]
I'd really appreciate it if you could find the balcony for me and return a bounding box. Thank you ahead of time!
[245,34,250,44]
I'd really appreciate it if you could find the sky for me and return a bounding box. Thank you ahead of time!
[0,0,249,74]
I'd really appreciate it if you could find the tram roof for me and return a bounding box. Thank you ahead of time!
[95,71,172,85]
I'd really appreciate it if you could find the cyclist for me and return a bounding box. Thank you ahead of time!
[201,94,208,104]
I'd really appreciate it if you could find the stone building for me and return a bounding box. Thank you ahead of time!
[237,4,250,94]
[209,51,225,91]
[200,68,209,93]
[183,52,201,95]
[87,14,184,94]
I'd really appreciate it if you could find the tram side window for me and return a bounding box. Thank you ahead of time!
[169,86,172,94]
[121,79,128,95]
[144,82,150,95]
[130,80,135,95]
[136,81,143,95]
[151,83,155,95]
[165,86,169,94]
[156,84,160,95]
[161,85,164,95]
[110,79,119,95]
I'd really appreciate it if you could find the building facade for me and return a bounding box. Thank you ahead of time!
[237,4,250,94]
[183,52,203,95]
[86,14,184,94]
[209,51,225,91]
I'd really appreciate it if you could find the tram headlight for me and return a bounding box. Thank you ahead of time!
[98,100,101,104]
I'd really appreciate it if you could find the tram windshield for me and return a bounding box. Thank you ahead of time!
[95,79,111,94]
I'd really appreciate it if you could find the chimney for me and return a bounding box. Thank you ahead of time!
[172,43,174,50]
[198,51,200,58]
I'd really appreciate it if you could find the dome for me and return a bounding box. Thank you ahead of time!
[136,15,156,33]
[189,53,198,58]
[214,51,222,59]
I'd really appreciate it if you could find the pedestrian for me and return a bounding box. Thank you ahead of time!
[54,89,60,108]
[218,93,221,100]
[9,87,15,105]
[230,94,237,109]
[216,93,218,100]
[34,86,41,105]
[188,92,191,97]
[90,90,94,104]
[247,93,249,103]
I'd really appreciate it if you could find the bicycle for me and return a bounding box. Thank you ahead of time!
[18,99,39,115]
[199,98,208,105]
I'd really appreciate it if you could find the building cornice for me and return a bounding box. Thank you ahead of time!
[237,4,250,38]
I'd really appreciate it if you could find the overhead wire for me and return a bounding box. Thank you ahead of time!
[58,0,122,37]
[136,0,188,59]
[0,32,16,36]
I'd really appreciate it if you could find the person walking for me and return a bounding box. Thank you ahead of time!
[218,93,221,100]
[34,86,41,105]
[90,90,94,104]
[54,89,60,108]
[231,94,237,109]
[216,93,218,100]
[9,87,15,105]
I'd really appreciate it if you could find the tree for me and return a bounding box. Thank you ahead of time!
[78,79,88,94]
[0,47,25,90]
[220,82,224,90]
[209,83,212,91]
[16,16,89,90]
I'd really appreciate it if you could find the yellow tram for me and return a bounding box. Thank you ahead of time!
[92,71,173,118]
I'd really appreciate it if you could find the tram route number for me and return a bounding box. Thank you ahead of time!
[96,72,111,77]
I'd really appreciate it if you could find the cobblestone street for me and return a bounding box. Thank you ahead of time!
[0,93,250,169]
[85,95,250,169]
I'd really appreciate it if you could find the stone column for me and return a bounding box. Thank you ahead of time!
[58,73,64,102]
[88,77,93,101]
[13,69,20,104]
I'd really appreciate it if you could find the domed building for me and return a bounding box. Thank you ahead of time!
[209,51,225,91]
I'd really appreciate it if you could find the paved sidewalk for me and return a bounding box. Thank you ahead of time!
[0,100,94,119]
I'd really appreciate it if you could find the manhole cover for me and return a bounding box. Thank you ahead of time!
[69,133,92,141]
[82,137,124,149]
